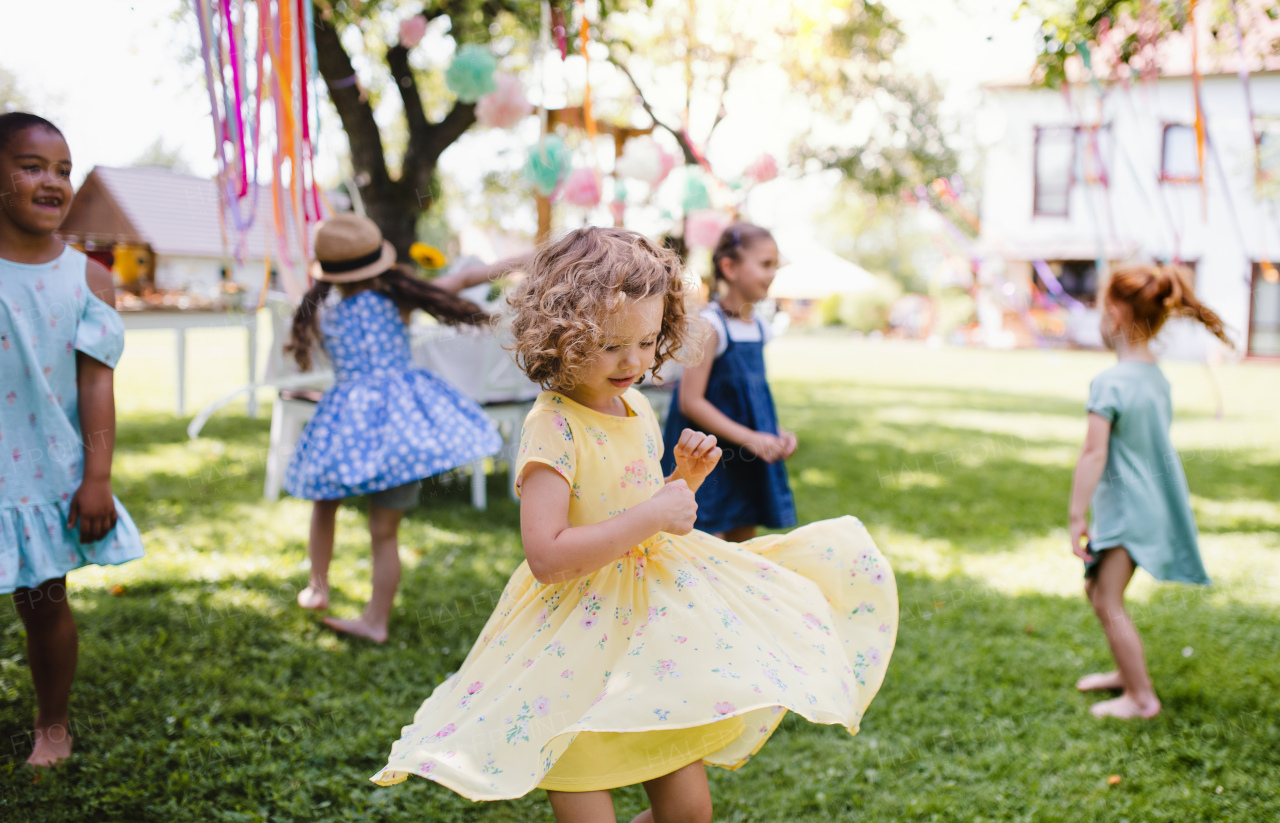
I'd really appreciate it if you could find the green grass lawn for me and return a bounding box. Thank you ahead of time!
[1,331,1278,822]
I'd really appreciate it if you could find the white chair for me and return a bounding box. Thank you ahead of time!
[259,298,334,501]
[412,320,542,509]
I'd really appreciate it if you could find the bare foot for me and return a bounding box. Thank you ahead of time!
[1076,671,1124,692]
[323,616,388,643]
[27,725,73,767]
[297,585,329,610]
[1089,694,1161,719]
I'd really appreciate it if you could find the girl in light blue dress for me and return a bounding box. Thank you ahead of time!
[284,214,500,642]
[1068,264,1232,720]
[0,113,145,766]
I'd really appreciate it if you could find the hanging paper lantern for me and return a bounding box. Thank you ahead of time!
[410,242,447,269]
[685,210,731,249]
[399,15,427,48]
[655,149,677,187]
[745,154,778,183]
[615,136,679,188]
[561,168,602,207]
[682,175,711,212]
[445,43,498,103]
[609,180,628,224]
[476,73,532,129]
[613,136,660,184]
[524,136,571,196]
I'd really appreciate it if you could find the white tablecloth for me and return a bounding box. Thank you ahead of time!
[410,324,542,405]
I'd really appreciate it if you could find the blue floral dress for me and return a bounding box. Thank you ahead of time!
[284,290,501,500]
[0,246,145,593]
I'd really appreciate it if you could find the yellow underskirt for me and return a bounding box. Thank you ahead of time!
[537,716,746,793]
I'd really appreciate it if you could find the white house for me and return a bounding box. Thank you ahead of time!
[978,61,1280,359]
[59,166,316,302]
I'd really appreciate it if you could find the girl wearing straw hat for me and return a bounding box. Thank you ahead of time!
[284,214,501,642]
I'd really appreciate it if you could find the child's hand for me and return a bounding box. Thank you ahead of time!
[68,480,118,544]
[743,432,785,464]
[672,429,722,487]
[1070,516,1093,561]
[778,428,798,459]
[649,479,698,535]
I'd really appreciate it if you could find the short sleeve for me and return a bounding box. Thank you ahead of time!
[700,308,728,358]
[514,409,578,496]
[74,293,125,369]
[1086,373,1124,423]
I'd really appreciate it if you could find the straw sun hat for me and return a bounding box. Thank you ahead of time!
[308,213,398,283]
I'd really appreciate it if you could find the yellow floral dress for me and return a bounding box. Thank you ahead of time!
[371,389,898,800]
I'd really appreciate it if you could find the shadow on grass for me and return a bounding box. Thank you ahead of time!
[1,564,1276,822]
[116,412,272,450]
[781,385,1280,547]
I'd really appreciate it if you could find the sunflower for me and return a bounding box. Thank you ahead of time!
[410,242,447,269]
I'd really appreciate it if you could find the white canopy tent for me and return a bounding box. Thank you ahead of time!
[770,234,877,300]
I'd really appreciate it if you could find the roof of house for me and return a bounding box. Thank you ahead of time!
[58,166,322,262]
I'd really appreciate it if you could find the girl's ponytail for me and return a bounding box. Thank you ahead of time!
[285,280,333,372]
[1106,264,1233,348]
[377,266,490,327]
[1156,266,1232,347]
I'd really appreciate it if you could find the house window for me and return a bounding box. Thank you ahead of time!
[1077,126,1110,184]
[1161,124,1201,182]
[1249,262,1280,357]
[1034,127,1075,216]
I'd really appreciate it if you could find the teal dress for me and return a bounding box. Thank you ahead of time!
[0,245,145,593]
[1085,362,1208,585]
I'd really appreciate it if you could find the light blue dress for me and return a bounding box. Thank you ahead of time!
[0,245,145,593]
[1086,362,1209,585]
[284,290,501,500]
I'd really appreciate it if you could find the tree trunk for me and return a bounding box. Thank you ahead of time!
[366,184,419,262]
[310,4,478,262]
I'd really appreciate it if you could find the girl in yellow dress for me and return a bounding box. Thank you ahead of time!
[371,228,898,822]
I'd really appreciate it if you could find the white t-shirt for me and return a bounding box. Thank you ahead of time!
[703,305,772,358]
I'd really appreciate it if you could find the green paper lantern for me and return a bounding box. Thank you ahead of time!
[445,44,498,103]
[524,136,571,196]
[682,176,711,212]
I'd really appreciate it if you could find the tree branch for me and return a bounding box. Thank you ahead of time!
[607,52,699,166]
[311,3,390,190]
[706,54,738,143]
[385,42,431,163]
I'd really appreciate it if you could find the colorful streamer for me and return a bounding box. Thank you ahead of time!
[194,0,327,297]
[1189,0,1208,219]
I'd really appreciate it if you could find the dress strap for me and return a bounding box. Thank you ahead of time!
[710,302,735,356]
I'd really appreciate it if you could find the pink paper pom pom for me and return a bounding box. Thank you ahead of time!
[476,73,533,129]
[561,168,601,207]
[685,210,732,249]
[399,16,427,49]
[655,148,677,187]
[614,136,678,187]
[745,154,778,183]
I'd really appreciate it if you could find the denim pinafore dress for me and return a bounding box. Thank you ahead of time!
[661,304,796,533]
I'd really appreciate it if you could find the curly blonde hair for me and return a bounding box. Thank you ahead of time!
[507,227,700,391]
